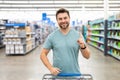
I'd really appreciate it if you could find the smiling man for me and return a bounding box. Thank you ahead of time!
[40,8,90,76]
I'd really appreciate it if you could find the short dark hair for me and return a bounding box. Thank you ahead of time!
[56,8,70,19]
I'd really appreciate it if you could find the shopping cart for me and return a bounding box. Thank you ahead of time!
[42,73,93,80]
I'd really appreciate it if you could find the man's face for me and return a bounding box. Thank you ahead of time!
[56,12,70,29]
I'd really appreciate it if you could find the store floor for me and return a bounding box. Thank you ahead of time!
[0,45,120,80]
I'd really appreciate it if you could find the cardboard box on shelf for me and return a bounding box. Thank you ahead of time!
[6,44,10,54]
[12,39,16,44]
[25,26,31,32]
[8,39,12,44]
[15,44,19,54]
[10,44,14,54]
[19,30,26,37]
[16,39,21,44]
[3,39,7,44]
[19,44,26,54]
[28,36,32,39]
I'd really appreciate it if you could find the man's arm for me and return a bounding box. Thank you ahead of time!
[40,48,61,75]
[77,34,90,59]
[40,48,52,70]
[80,44,90,59]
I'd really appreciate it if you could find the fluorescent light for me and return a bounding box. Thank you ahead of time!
[109,4,120,7]
[3,1,29,3]
[3,1,53,4]
[80,1,103,4]
[54,1,79,4]
[1,1,104,4]
[0,4,83,8]
[0,4,103,8]
[109,1,120,4]
[28,1,53,4]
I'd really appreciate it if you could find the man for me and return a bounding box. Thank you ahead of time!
[40,8,90,76]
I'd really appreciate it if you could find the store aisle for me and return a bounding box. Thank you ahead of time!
[0,45,120,80]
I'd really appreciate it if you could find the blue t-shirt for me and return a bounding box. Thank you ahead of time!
[43,29,81,73]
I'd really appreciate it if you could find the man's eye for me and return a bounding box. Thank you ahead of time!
[59,18,62,20]
[64,17,67,19]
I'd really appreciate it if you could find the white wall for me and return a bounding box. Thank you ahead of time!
[0,11,42,22]
[0,10,118,25]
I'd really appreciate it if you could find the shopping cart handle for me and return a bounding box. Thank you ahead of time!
[57,73,81,77]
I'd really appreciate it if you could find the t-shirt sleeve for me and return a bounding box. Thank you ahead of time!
[43,35,52,50]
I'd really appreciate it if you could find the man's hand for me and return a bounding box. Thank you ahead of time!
[77,37,90,59]
[77,38,85,48]
[49,67,61,75]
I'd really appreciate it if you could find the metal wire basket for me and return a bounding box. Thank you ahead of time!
[42,73,93,80]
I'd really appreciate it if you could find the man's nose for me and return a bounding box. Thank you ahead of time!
[61,19,66,23]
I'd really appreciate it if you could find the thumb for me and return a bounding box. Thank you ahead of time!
[77,39,82,43]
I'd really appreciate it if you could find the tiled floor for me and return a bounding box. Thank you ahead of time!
[0,45,120,80]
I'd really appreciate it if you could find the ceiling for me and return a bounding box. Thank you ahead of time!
[0,0,120,11]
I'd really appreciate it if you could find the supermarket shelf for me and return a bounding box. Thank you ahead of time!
[90,28,104,30]
[89,38,104,44]
[90,18,104,25]
[109,45,120,51]
[6,45,37,55]
[88,43,104,52]
[108,36,120,41]
[4,23,37,55]
[108,28,120,30]
[89,18,105,56]
[107,16,120,60]
[90,34,104,37]
[108,52,120,61]
[4,36,26,38]
[0,20,6,49]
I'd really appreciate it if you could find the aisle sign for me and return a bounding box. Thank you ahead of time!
[42,13,47,20]
[72,21,75,26]
[5,23,26,27]
[47,18,50,23]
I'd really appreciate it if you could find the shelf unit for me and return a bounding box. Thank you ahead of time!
[89,18,105,52]
[88,15,120,60]
[3,23,37,55]
[107,15,120,60]
[35,22,55,44]
[0,19,7,48]
[0,25,5,48]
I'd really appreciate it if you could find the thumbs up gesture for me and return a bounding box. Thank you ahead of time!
[77,37,86,49]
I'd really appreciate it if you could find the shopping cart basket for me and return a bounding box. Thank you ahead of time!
[42,73,93,80]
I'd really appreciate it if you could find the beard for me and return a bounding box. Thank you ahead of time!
[59,22,69,29]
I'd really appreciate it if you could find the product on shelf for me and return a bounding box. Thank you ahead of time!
[4,23,37,55]
[107,15,120,60]
[89,18,105,52]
